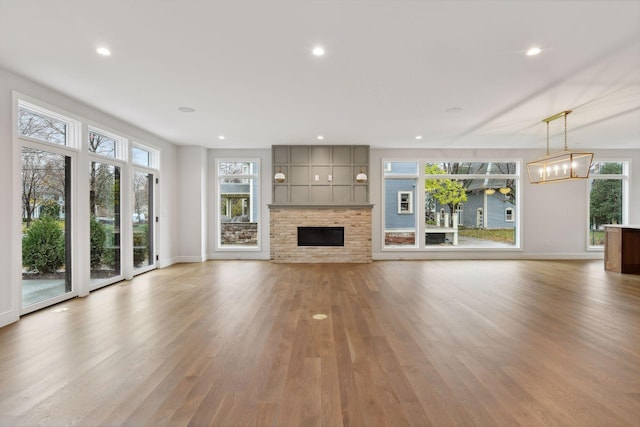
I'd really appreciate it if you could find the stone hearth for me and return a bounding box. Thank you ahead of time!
[269,205,372,263]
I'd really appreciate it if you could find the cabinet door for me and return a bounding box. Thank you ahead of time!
[621,229,640,274]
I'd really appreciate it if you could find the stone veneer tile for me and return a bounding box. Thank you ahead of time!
[269,208,372,263]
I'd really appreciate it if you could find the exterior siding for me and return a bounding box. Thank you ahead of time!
[384,179,416,229]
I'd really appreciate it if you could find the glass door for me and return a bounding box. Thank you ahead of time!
[133,170,154,272]
[90,161,122,289]
[21,147,73,310]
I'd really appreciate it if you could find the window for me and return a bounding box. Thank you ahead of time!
[132,145,155,167]
[425,161,518,248]
[398,191,413,214]
[217,160,260,249]
[88,128,119,158]
[505,207,514,222]
[17,101,79,148]
[588,161,628,248]
[18,108,67,145]
[383,161,418,248]
[456,203,464,225]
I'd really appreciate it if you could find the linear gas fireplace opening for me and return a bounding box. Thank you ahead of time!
[298,226,345,247]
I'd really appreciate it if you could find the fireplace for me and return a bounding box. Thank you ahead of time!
[298,227,344,246]
[269,205,372,263]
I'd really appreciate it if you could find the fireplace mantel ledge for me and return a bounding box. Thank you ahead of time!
[268,204,373,209]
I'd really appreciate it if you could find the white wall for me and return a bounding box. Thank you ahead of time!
[176,146,208,262]
[0,67,179,328]
[370,148,640,260]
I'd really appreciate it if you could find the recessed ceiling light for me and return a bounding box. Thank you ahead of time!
[317,135,324,140]
[177,106,195,113]
[96,47,111,56]
[218,135,225,140]
[312,46,325,56]
[415,135,423,140]
[526,47,542,56]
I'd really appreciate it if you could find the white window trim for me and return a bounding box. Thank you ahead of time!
[216,159,261,251]
[505,207,514,222]
[381,159,419,250]
[131,142,160,170]
[398,191,414,214]
[88,125,126,161]
[17,99,82,150]
[586,159,630,251]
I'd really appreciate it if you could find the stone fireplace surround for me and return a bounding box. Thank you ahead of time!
[268,204,372,263]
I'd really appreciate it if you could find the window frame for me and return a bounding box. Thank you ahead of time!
[586,159,629,251]
[382,160,419,250]
[17,99,81,150]
[216,158,261,251]
[88,125,126,160]
[505,207,514,222]
[397,191,414,214]
[423,160,520,250]
[131,142,159,169]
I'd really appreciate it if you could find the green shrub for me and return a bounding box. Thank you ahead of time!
[101,223,117,269]
[40,200,61,219]
[22,217,65,274]
[133,224,148,267]
[90,215,106,269]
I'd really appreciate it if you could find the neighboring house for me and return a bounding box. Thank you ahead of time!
[384,162,516,230]
[436,191,515,229]
[24,196,65,220]
[220,182,258,223]
[384,179,416,230]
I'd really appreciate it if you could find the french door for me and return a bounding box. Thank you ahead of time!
[21,146,74,312]
[132,170,154,273]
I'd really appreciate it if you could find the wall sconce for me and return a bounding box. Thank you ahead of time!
[526,110,594,184]
[356,168,367,183]
[274,167,286,183]
[499,187,511,195]
[485,188,496,195]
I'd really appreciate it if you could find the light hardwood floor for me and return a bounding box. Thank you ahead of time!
[0,260,639,426]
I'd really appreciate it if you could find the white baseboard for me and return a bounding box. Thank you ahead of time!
[173,256,207,264]
[157,257,180,268]
[373,252,604,261]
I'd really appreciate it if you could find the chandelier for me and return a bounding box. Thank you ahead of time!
[526,110,593,184]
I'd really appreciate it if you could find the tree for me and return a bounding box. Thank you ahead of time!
[18,108,67,144]
[89,132,118,216]
[21,148,66,227]
[90,215,106,269]
[590,163,622,228]
[133,172,150,222]
[425,163,468,225]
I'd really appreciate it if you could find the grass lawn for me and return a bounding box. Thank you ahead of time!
[458,227,515,244]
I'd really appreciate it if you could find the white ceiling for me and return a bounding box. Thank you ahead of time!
[1,0,639,150]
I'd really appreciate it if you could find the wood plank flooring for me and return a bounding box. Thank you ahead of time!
[0,260,639,426]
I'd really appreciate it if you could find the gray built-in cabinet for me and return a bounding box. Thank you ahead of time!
[272,145,369,204]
